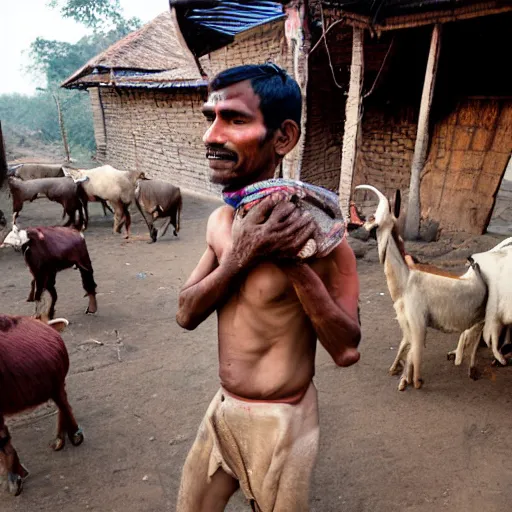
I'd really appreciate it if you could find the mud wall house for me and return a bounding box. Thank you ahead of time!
[301,0,512,235]
[62,4,296,197]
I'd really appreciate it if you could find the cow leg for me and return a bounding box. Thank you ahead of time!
[76,203,85,231]
[27,279,36,302]
[62,206,74,227]
[135,199,157,242]
[101,200,114,216]
[46,272,58,320]
[112,202,125,234]
[123,204,132,239]
[0,417,28,496]
[157,217,172,240]
[51,387,84,451]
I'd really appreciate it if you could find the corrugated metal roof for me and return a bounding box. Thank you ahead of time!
[172,1,286,57]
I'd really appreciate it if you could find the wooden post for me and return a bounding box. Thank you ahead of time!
[0,121,7,189]
[338,27,364,218]
[282,1,310,180]
[52,92,71,162]
[404,24,442,240]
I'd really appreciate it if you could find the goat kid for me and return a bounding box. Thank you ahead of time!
[8,176,84,230]
[0,314,83,496]
[134,178,182,243]
[1,225,97,319]
[355,185,487,391]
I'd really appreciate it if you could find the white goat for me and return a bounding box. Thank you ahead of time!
[446,237,512,372]
[64,165,145,237]
[355,185,488,390]
[469,239,512,365]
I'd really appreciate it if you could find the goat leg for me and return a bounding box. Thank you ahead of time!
[0,421,28,497]
[51,388,84,451]
[26,279,35,302]
[157,217,172,241]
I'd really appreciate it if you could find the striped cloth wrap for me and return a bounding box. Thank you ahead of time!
[223,178,346,259]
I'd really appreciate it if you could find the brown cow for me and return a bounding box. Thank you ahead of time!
[134,179,182,243]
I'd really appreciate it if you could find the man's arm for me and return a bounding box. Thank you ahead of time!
[176,197,316,330]
[284,239,361,367]
[176,244,243,330]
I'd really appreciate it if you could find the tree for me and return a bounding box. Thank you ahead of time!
[1,1,143,160]
[48,0,141,32]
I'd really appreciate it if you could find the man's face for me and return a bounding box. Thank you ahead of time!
[202,80,277,190]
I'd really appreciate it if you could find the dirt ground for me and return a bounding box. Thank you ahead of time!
[1,192,512,512]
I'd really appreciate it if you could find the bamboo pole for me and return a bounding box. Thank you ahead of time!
[404,24,442,240]
[338,27,364,218]
[52,92,71,162]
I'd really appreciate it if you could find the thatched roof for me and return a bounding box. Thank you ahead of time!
[62,11,202,89]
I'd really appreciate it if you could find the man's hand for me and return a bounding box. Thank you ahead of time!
[231,193,316,268]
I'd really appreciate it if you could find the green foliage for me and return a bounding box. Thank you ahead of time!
[3,1,142,160]
[49,0,141,31]
[0,90,95,154]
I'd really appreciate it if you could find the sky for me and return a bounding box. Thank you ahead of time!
[1,0,170,96]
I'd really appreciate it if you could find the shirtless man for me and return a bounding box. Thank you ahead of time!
[176,64,361,511]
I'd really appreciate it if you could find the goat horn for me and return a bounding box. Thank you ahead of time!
[354,185,390,219]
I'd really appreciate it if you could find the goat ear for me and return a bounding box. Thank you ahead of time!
[394,190,401,218]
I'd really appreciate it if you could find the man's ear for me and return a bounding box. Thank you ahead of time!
[274,120,300,157]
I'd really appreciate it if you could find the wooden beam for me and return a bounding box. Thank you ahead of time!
[404,24,442,240]
[338,26,364,218]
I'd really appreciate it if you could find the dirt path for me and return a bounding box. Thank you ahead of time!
[1,194,512,512]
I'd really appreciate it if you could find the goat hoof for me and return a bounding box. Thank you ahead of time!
[69,427,84,447]
[447,352,456,361]
[398,378,408,391]
[469,367,480,380]
[26,298,35,303]
[85,307,96,315]
[51,436,65,451]
[173,230,178,237]
[389,364,403,376]
[7,473,23,496]
[414,378,423,389]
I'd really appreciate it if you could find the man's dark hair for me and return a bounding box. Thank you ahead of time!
[209,63,302,134]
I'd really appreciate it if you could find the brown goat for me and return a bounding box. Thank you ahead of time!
[0,314,83,496]
[1,226,97,319]
[134,179,182,243]
[7,163,65,180]
[8,177,84,230]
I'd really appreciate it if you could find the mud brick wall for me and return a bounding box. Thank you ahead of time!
[89,88,107,160]
[97,87,220,197]
[421,99,512,234]
[300,25,352,191]
[198,20,292,78]
[352,106,418,196]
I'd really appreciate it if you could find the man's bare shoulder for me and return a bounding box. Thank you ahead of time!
[206,205,235,247]
[207,205,234,230]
